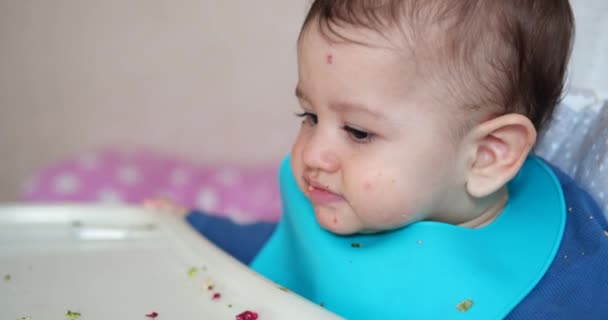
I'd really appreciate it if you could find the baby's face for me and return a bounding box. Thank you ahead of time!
[291,24,470,234]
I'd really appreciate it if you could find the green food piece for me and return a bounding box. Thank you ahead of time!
[351,242,362,248]
[17,317,32,320]
[65,310,81,320]
[456,299,474,312]
[4,274,11,282]
[187,267,198,277]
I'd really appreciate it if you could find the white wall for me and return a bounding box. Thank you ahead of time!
[0,1,308,201]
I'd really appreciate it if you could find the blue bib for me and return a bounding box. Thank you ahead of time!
[251,155,566,319]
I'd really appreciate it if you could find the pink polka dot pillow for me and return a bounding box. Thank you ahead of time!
[20,147,282,223]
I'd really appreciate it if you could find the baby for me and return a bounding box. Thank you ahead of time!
[148,0,608,319]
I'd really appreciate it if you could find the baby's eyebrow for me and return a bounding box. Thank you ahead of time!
[295,86,386,120]
[329,101,386,120]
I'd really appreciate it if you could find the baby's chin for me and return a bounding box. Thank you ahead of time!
[315,206,415,235]
[313,205,364,235]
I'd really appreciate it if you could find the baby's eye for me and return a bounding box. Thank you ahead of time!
[343,125,374,143]
[295,112,318,126]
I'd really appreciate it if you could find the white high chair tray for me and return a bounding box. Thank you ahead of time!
[0,204,342,320]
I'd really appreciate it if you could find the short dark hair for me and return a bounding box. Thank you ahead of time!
[300,0,575,131]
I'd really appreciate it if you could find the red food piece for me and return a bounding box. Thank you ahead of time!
[145,312,159,318]
[235,310,258,320]
[213,293,221,300]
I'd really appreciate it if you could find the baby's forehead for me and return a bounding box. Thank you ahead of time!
[297,7,495,106]
[300,21,438,77]
[300,11,473,79]
[298,29,465,119]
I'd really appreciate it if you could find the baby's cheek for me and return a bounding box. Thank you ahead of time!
[360,175,382,195]
[374,178,418,226]
[359,169,389,192]
[361,178,395,202]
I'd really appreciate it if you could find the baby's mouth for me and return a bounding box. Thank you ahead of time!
[304,178,344,204]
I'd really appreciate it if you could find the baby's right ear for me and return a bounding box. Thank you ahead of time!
[465,114,536,198]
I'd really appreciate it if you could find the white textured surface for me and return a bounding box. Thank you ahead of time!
[536,89,608,218]
[569,0,608,98]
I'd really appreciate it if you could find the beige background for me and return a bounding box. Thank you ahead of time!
[0,1,308,201]
[1,0,606,202]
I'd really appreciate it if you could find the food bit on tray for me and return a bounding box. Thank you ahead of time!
[228,304,233,308]
[145,311,159,318]
[71,220,83,228]
[212,293,222,300]
[187,267,199,278]
[204,276,216,290]
[235,310,258,320]
[456,298,474,312]
[143,223,158,230]
[65,310,81,320]
[278,286,289,293]
[4,274,11,282]
[17,317,32,320]
[351,242,363,248]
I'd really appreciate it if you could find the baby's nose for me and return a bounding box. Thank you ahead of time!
[302,132,340,173]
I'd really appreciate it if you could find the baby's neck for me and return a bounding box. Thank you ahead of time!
[458,187,509,228]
